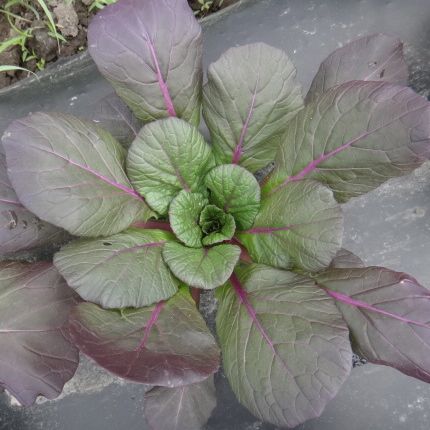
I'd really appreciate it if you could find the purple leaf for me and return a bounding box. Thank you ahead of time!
[0,149,68,255]
[329,249,365,269]
[2,112,152,237]
[216,266,352,428]
[316,267,430,382]
[0,262,79,406]
[306,33,409,104]
[265,81,430,202]
[91,94,143,148]
[70,288,220,386]
[144,376,216,430]
[88,0,203,125]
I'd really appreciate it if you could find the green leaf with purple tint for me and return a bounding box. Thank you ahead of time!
[70,287,220,386]
[264,81,430,202]
[216,266,352,428]
[203,43,303,172]
[316,266,430,382]
[306,33,408,104]
[0,262,79,406]
[238,180,343,272]
[162,242,241,289]
[144,376,216,430]
[54,228,179,309]
[127,118,214,215]
[2,112,151,237]
[88,0,203,125]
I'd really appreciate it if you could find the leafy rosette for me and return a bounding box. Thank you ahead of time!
[1,1,430,429]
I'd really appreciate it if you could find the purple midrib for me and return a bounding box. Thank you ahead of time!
[147,40,177,117]
[232,87,258,164]
[322,287,430,329]
[230,273,291,374]
[33,146,143,201]
[137,301,165,351]
[0,198,23,207]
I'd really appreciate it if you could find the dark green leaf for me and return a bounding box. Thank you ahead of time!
[54,228,179,309]
[238,180,343,272]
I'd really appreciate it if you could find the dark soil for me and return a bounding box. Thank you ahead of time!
[0,0,234,89]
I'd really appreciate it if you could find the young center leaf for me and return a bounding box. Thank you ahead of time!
[70,288,220,386]
[144,376,216,430]
[238,180,343,272]
[264,81,430,202]
[306,33,409,104]
[54,228,179,309]
[91,93,143,148]
[169,191,208,248]
[203,43,303,172]
[204,164,260,230]
[199,205,236,246]
[127,118,214,215]
[2,112,151,237]
[0,262,79,406]
[0,149,67,255]
[162,242,241,289]
[315,267,430,382]
[217,266,352,428]
[88,0,203,125]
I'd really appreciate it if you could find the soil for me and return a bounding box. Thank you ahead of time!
[0,0,234,89]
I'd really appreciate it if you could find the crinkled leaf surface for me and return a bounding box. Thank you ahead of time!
[144,376,216,430]
[200,205,235,246]
[265,81,430,202]
[306,33,408,104]
[54,228,179,309]
[216,266,352,428]
[0,262,79,406]
[316,267,430,382]
[70,288,219,386]
[91,93,143,148]
[0,149,67,255]
[204,164,260,229]
[169,191,207,248]
[238,180,343,272]
[127,118,213,215]
[2,112,150,237]
[88,0,202,125]
[162,242,240,289]
[203,43,303,172]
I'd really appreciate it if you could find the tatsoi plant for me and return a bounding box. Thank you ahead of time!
[1,0,430,428]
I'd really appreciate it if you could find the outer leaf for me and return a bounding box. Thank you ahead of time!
[127,118,214,215]
[217,266,352,428]
[69,288,220,386]
[329,249,365,269]
[203,43,303,172]
[54,228,179,309]
[316,267,430,383]
[0,262,79,406]
[162,242,241,289]
[306,34,408,104]
[2,112,150,237]
[144,376,216,430]
[169,191,207,248]
[238,180,343,272]
[88,0,202,125]
[0,149,67,255]
[91,93,143,148]
[204,164,260,229]
[199,205,236,246]
[265,81,430,202]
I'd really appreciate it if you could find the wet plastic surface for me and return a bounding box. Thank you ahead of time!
[1,0,430,429]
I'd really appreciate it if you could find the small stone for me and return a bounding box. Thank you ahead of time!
[28,24,58,62]
[54,4,79,37]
